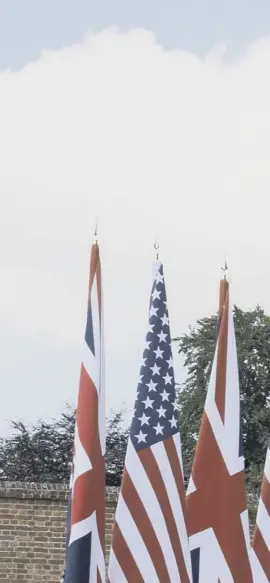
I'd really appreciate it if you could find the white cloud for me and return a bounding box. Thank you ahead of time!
[1,28,270,431]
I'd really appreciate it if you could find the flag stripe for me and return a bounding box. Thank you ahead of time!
[76,365,102,465]
[115,493,159,582]
[82,340,98,390]
[109,523,145,583]
[108,550,128,583]
[253,528,270,580]
[256,499,270,551]
[154,439,192,581]
[121,470,171,582]
[139,444,189,581]
[109,262,191,583]
[253,443,270,581]
[261,476,270,513]
[125,441,179,581]
[187,283,253,583]
[65,243,105,583]
[165,435,185,514]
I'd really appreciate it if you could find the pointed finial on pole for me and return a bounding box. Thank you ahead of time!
[154,238,159,260]
[221,256,228,280]
[93,218,98,244]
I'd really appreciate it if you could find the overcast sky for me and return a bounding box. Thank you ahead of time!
[1,1,270,435]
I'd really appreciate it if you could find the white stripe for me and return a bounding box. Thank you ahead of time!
[251,548,269,583]
[98,278,105,455]
[152,441,192,580]
[173,432,184,477]
[264,447,270,482]
[125,440,180,582]
[189,528,234,582]
[89,513,106,583]
[205,299,244,475]
[257,499,270,550]
[82,340,98,390]
[186,476,196,496]
[240,509,252,554]
[69,513,105,583]
[91,275,101,387]
[69,513,95,545]
[108,549,128,583]
[116,493,159,582]
[73,423,92,483]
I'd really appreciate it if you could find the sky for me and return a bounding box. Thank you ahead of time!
[1,1,270,435]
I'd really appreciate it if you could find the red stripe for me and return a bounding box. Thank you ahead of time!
[253,526,270,580]
[164,436,186,514]
[260,474,270,514]
[77,364,102,465]
[139,444,190,582]
[111,522,144,582]
[187,413,253,582]
[120,469,171,582]
[71,458,105,548]
[88,243,101,323]
[70,242,105,555]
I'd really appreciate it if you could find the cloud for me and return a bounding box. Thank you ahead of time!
[1,28,270,431]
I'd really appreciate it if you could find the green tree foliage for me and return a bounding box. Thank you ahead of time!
[175,305,270,499]
[0,407,128,486]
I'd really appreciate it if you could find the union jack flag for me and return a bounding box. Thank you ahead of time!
[64,243,105,583]
[251,439,270,582]
[108,262,192,583]
[186,279,254,583]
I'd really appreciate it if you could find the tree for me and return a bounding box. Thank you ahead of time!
[105,411,129,486]
[0,407,128,486]
[175,305,270,499]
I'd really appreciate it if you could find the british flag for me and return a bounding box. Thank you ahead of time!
[186,279,254,583]
[64,243,105,583]
[251,439,270,582]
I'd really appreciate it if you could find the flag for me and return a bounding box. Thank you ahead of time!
[251,439,270,582]
[64,243,105,583]
[108,262,192,583]
[186,279,254,583]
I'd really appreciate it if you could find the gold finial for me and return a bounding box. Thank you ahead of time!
[154,238,159,260]
[221,256,228,280]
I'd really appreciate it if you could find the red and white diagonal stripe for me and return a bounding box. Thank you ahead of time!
[251,442,270,582]
[109,434,192,583]
[186,281,253,583]
[65,244,105,583]
[108,262,192,583]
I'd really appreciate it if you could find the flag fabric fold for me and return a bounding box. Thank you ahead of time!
[108,261,192,583]
[251,440,270,582]
[186,279,254,583]
[64,243,105,583]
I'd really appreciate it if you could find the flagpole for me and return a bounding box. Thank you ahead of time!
[93,217,98,245]
[154,238,159,260]
[220,258,229,315]
[221,255,228,280]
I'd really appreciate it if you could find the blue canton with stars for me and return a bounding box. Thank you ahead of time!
[130,263,179,451]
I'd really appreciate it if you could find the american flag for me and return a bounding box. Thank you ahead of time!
[64,243,105,583]
[251,439,270,582]
[186,279,254,583]
[108,262,192,583]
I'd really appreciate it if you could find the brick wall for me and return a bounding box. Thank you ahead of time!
[0,482,118,583]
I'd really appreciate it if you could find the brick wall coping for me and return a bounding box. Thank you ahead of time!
[0,481,119,502]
